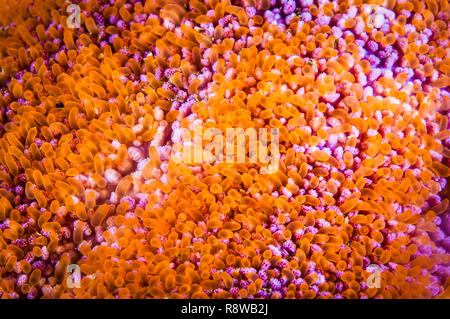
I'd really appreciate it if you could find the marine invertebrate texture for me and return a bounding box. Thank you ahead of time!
[0,0,449,299]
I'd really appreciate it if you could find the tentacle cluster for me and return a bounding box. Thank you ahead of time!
[0,0,449,299]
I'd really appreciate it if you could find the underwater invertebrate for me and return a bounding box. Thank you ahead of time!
[0,0,448,300]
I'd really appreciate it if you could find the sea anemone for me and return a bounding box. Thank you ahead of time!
[0,0,449,299]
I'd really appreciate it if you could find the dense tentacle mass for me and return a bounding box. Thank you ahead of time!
[0,0,449,299]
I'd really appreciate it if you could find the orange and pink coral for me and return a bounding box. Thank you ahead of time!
[0,0,449,299]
